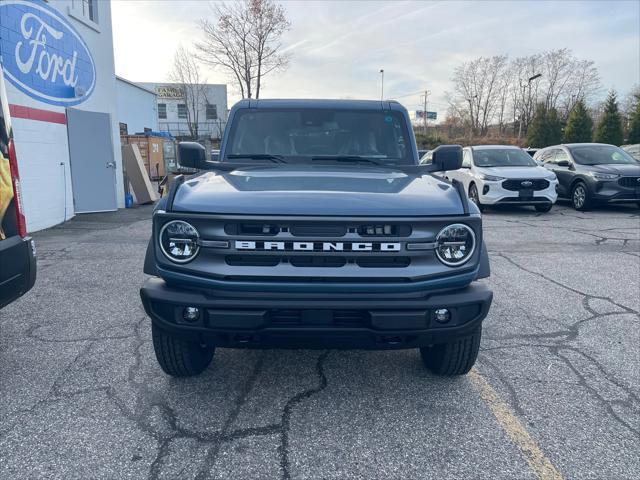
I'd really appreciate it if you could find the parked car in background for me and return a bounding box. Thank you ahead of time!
[211,149,220,161]
[621,144,640,161]
[442,145,558,212]
[0,68,36,309]
[534,143,640,211]
[417,149,429,159]
[524,148,538,158]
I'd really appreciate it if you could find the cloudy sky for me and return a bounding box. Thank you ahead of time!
[112,0,640,115]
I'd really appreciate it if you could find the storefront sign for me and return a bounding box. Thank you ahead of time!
[156,86,185,99]
[0,0,96,106]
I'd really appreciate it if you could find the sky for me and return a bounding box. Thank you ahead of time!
[112,0,640,117]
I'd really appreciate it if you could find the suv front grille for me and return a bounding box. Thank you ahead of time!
[618,177,640,188]
[502,179,549,191]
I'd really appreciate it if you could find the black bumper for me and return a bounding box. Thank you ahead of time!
[0,236,36,309]
[140,278,493,349]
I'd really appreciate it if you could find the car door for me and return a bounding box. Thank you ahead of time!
[550,148,575,197]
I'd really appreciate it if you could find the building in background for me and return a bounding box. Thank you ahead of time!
[116,77,158,135]
[139,82,228,140]
[0,0,124,232]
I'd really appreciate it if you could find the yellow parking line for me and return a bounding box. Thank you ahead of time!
[468,369,564,480]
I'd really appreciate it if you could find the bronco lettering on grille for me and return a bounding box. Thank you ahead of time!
[235,241,401,252]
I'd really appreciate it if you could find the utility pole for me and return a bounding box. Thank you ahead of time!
[379,69,384,101]
[420,90,430,135]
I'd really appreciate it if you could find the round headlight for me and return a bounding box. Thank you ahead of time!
[159,220,200,263]
[435,224,476,266]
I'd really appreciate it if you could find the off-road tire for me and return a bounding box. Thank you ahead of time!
[469,184,484,212]
[534,204,553,213]
[152,324,215,377]
[420,327,481,376]
[571,182,591,211]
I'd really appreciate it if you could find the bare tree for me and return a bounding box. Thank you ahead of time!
[195,0,291,99]
[169,45,207,138]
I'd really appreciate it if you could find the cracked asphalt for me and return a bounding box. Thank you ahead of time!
[1,202,639,479]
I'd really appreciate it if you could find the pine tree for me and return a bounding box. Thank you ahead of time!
[594,91,624,145]
[563,100,593,143]
[627,95,640,144]
[526,103,563,147]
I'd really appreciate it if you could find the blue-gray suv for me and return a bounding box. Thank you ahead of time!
[140,99,492,377]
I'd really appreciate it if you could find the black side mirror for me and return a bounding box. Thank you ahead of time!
[431,145,463,172]
[178,142,211,170]
[557,160,570,167]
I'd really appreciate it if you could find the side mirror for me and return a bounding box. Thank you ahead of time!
[431,145,463,172]
[178,142,211,170]
[557,160,570,167]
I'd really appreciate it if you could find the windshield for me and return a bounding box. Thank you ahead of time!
[472,148,538,167]
[225,108,413,164]
[569,145,639,165]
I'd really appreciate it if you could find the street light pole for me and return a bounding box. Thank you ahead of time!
[379,69,384,101]
[518,73,542,140]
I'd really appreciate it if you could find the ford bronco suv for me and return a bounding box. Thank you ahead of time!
[140,99,492,377]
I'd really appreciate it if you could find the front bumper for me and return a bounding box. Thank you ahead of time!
[587,178,640,204]
[140,277,493,349]
[479,179,558,205]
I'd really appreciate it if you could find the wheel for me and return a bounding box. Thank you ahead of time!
[420,327,481,376]
[468,184,484,212]
[152,324,215,377]
[571,182,591,211]
[534,204,553,213]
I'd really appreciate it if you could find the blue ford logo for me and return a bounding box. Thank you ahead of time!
[0,0,96,106]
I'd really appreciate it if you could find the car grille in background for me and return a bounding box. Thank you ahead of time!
[618,177,640,188]
[502,179,550,191]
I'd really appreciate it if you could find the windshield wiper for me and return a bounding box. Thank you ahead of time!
[226,154,288,163]
[310,155,395,168]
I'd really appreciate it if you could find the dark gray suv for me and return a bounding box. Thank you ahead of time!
[534,143,640,210]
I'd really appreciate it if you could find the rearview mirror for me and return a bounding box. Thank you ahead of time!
[431,145,463,172]
[178,142,212,170]
[557,160,570,167]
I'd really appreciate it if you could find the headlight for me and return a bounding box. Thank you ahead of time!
[587,172,619,180]
[435,224,476,267]
[159,220,200,263]
[479,173,505,182]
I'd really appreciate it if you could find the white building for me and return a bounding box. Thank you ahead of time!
[139,82,228,140]
[0,0,124,232]
[116,77,158,135]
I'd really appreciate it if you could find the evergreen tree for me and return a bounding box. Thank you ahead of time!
[526,103,563,147]
[627,95,640,144]
[563,100,593,143]
[594,91,624,145]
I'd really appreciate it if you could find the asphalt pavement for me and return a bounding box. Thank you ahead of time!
[0,202,638,479]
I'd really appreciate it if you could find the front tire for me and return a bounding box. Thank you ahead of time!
[534,203,553,213]
[469,184,484,212]
[571,182,591,211]
[152,324,215,377]
[420,327,481,376]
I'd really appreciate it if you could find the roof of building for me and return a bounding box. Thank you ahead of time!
[115,76,157,95]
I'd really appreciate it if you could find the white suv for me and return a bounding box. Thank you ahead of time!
[443,145,558,212]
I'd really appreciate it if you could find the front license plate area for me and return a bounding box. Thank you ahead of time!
[519,189,534,198]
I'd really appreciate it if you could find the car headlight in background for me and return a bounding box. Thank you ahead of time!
[435,224,476,267]
[478,173,505,182]
[159,220,200,263]
[587,172,619,180]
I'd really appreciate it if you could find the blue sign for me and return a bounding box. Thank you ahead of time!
[0,0,96,106]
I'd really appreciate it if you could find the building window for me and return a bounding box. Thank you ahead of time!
[206,103,217,120]
[72,0,98,23]
[119,123,128,136]
[177,104,187,119]
[158,103,167,119]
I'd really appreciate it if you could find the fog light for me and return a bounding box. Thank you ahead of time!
[183,307,200,322]
[434,308,451,324]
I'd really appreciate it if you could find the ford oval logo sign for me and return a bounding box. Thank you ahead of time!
[0,0,96,106]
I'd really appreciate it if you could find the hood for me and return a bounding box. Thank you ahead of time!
[475,165,552,179]
[172,165,465,216]
[586,163,640,175]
